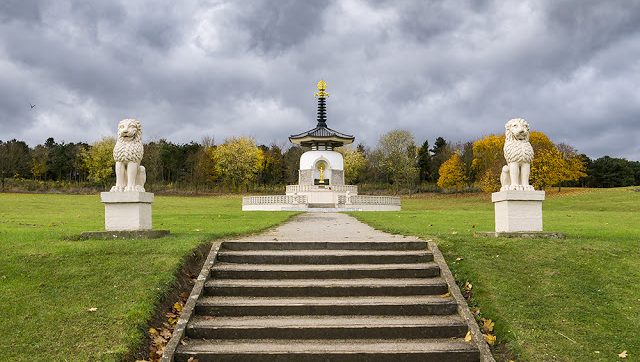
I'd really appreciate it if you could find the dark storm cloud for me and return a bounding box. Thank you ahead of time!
[0,0,638,159]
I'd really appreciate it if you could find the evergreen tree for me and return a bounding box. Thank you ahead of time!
[429,137,451,182]
[417,139,431,181]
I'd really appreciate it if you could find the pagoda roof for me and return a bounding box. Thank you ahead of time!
[289,80,355,147]
[289,125,355,147]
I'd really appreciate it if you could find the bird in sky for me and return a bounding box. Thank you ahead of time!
[30,103,36,109]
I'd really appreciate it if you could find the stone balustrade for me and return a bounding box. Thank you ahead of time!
[243,195,308,205]
[348,195,401,206]
[286,184,358,194]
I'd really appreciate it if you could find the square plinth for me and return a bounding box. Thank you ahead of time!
[100,192,154,231]
[492,190,545,232]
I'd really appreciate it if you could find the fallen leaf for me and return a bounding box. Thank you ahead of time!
[455,257,464,261]
[173,302,183,313]
[87,307,98,312]
[470,307,481,316]
[187,357,200,362]
[464,331,472,342]
[482,319,495,333]
[464,281,473,291]
[452,231,458,235]
[440,292,451,298]
[484,333,496,345]
[179,291,190,299]
[619,350,628,358]
[148,327,158,336]
[160,328,172,339]
[168,317,178,325]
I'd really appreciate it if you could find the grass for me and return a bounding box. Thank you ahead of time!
[349,188,640,361]
[0,193,297,361]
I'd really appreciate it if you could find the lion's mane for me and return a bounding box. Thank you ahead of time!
[113,119,144,163]
[503,118,534,164]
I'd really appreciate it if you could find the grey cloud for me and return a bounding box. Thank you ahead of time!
[0,0,638,160]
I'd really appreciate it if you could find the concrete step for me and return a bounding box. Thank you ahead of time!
[221,240,428,251]
[204,278,448,297]
[212,262,441,279]
[174,338,480,362]
[186,315,468,339]
[195,295,458,316]
[216,249,434,264]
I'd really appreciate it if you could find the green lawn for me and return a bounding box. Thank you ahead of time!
[350,188,640,362]
[0,193,296,361]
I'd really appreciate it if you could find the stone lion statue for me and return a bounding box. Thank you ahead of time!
[110,118,146,192]
[500,118,535,191]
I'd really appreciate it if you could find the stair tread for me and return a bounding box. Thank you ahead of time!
[176,338,478,354]
[197,295,456,307]
[188,314,466,328]
[218,250,431,256]
[206,278,447,288]
[213,262,439,271]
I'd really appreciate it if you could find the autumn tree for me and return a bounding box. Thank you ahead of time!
[370,130,420,193]
[471,135,504,192]
[212,137,263,191]
[82,137,116,187]
[338,145,366,184]
[31,145,48,180]
[437,152,468,191]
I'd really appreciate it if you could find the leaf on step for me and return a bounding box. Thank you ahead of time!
[187,357,200,362]
[484,333,496,345]
[160,328,172,339]
[440,292,451,298]
[482,319,495,333]
[464,331,472,342]
[619,350,628,358]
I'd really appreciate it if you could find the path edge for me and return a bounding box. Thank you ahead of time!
[161,241,222,362]
[429,240,496,362]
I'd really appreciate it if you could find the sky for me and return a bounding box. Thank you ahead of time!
[1,0,639,159]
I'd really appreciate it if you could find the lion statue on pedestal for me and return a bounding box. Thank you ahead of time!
[500,118,535,191]
[110,118,146,192]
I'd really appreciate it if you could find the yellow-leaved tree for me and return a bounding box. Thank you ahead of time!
[437,152,468,191]
[211,137,263,192]
[337,146,366,184]
[82,137,116,187]
[471,135,505,192]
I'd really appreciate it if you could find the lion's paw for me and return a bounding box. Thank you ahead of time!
[134,185,145,192]
[508,185,520,191]
[124,186,136,192]
[110,186,124,192]
[523,185,535,191]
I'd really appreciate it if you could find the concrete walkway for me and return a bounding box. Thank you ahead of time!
[243,212,418,241]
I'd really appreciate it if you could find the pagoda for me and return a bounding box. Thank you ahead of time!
[242,81,400,211]
[289,80,354,187]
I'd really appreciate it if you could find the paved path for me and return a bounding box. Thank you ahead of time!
[243,212,419,241]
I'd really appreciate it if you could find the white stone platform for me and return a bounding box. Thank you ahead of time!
[242,185,401,212]
[101,191,154,231]
[491,190,545,232]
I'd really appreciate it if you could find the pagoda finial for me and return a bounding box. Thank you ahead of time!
[314,80,329,98]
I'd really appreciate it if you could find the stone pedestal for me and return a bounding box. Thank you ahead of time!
[491,190,545,232]
[100,192,154,231]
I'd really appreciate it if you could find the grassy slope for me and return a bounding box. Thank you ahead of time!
[0,193,296,361]
[350,188,640,362]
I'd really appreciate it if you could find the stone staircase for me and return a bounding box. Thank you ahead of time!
[168,240,482,361]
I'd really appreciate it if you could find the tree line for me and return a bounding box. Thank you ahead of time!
[1,131,639,193]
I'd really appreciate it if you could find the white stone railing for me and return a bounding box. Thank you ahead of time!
[349,195,401,206]
[286,185,358,193]
[243,195,307,205]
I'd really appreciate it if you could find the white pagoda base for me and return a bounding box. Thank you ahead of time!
[242,185,401,211]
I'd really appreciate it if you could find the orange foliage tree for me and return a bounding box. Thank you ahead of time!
[437,152,468,191]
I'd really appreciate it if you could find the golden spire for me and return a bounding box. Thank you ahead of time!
[314,79,330,98]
